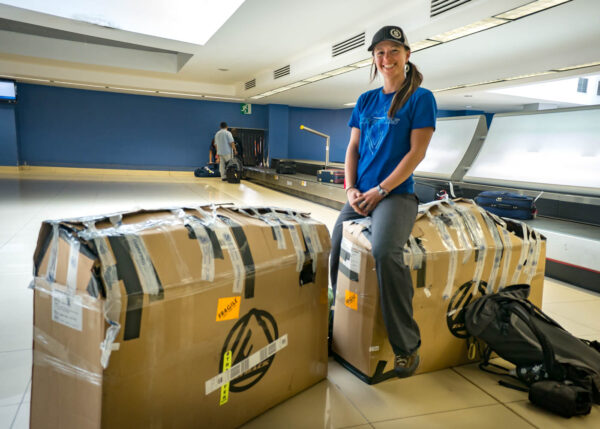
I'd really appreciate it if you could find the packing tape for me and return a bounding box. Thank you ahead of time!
[45,223,59,283]
[426,210,457,300]
[173,209,216,282]
[268,209,305,272]
[217,214,256,299]
[205,334,288,395]
[239,207,287,250]
[84,221,122,369]
[526,229,542,285]
[477,207,503,294]
[498,228,513,290]
[156,224,194,285]
[511,221,531,285]
[407,236,423,270]
[65,238,80,295]
[33,350,103,387]
[452,203,488,290]
[285,211,319,274]
[438,202,473,264]
[124,234,162,296]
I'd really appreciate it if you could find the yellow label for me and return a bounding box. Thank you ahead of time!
[219,350,232,406]
[216,296,241,322]
[345,290,358,311]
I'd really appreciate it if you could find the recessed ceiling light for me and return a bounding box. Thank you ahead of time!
[53,81,105,88]
[218,68,229,72]
[343,102,356,107]
[250,94,266,99]
[555,61,600,71]
[204,95,244,101]
[159,91,203,97]
[410,40,441,52]
[349,58,373,68]
[503,71,556,81]
[494,0,571,20]
[303,74,329,83]
[109,87,155,93]
[429,18,507,43]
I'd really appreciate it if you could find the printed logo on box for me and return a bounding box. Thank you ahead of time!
[345,290,358,311]
[216,296,241,322]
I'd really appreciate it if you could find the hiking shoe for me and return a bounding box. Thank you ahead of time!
[394,352,420,378]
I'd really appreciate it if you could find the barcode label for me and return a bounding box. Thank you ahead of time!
[205,334,288,395]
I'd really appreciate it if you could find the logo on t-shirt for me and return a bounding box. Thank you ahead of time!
[361,116,399,154]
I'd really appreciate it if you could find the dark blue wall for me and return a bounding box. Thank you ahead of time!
[267,105,289,162]
[0,103,18,166]
[11,83,494,169]
[15,84,268,170]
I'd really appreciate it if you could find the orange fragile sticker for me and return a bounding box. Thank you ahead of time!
[345,290,358,311]
[216,296,241,322]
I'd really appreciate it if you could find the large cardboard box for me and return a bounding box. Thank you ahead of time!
[30,205,331,428]
[332,199,546,383]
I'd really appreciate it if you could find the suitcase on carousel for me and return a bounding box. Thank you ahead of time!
[275,160,296,174]
[475,191,537,220]
[317,169,345,184]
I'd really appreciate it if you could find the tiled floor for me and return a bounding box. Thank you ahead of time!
[1,171,599,428]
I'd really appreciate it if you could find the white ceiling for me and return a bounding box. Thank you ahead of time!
[0,0,599,112]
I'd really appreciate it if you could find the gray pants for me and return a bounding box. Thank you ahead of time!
[219,153,233,178]
[330,193,420,356]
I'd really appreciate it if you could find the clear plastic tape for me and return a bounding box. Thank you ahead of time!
[79,217,181,241]
[45,223,59,283]
[32,277,103,313]
[123,234,162,296]
[498,228,513,290]
[452,204,488,290]
[477,207,504,294]
[284,211,319,273]
[438,202,473,264]
[84,221,122,369]
[426,211,457,300]
[157,224,194,284]
[33,349,103,387]
[408,235,423,270]
[268,210,305,272]
[66,237,80,295]
[194,208,246,294]
[526,229,542,285]
[243,208,287,250]
[172,209,215,282]
[511,221,531,285]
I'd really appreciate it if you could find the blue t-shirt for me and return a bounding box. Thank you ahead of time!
[348,86,437,194]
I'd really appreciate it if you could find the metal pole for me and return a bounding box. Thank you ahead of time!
[299,125,331,168]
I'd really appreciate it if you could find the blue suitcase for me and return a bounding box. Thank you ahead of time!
[317,169,344,184]
[475,191,537,220]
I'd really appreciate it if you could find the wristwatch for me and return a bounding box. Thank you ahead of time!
[377,184,389,197]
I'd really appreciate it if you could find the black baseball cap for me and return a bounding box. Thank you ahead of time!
[368,25,410,51]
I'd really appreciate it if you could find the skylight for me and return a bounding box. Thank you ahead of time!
[1,0,245,45]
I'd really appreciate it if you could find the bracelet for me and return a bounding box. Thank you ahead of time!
[345,186,356,193]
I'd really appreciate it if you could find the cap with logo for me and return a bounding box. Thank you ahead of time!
[368,25,410,51]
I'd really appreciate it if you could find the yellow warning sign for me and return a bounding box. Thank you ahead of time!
[345,290,358,311]
[216,296,241,322]
[219,350,232,405]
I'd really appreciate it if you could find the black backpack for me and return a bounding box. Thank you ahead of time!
[464,284,600,417]
[225,158,242,183]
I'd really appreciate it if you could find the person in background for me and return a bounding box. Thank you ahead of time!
[329,25,437,377]
[214,122,237,180]
[209,139,219,164]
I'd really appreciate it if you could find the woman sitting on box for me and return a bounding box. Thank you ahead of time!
[330,25,437,377]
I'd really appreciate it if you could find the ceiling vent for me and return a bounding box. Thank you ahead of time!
[244,78,256,90]
[274,65,290,80]
[430,0,471,17]
[332,32,365,57]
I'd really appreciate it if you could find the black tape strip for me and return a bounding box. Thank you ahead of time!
[107,236,164,339]
[332,354,396,385]
[416,239,427,288]
[33,224,53,276]
[185,220,224,260]
[86,276,100,298]
[339,263,359,282]
[218,215,256,299]
[107,236,143,340]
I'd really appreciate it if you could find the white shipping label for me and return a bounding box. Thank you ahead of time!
[340,238,361,274]
[51,285,83,331]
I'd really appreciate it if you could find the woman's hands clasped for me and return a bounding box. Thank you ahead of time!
[347,187,384,216]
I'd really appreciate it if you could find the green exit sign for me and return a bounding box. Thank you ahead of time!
[240,103,252,115]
